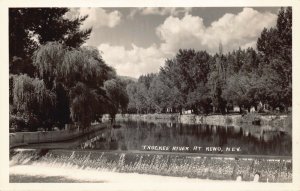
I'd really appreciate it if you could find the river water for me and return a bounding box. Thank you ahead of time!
[77,120,292,156]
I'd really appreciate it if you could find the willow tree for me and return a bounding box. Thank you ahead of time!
[104,78,129,117]
[69,82,99,130]
[32,42,115,89]
[32,42,117,128]
[32,42,66,89]
[10,74,56,131]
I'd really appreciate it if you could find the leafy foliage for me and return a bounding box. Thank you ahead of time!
[69,82,99,129]
[9,8,91,75]
[257,7,292,109]
[104,78,129,116]
[10,74,56,131]
[32,42,115,89]
[11,41,127,131]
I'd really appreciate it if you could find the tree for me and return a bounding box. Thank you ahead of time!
[69,82,99,130]
[53,83,71,128]
[187,82,212,114]
[126,82,139,113]
[9,8,92,75]
[126,82,150,114]
[159,49,211,111]
[104,78,129,117]
[138,73,156,89]
[148,76,171,113]
[223,72,261,112]
[32,42,115,90]
[10,74,56,131]
[257,7,292,110]
[241,48,259,74]
[208,52,226,113]
[30,42,117,129]
[127,49,212,114]
[159,59,186,112]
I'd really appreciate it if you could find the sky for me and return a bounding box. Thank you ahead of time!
[66,7,280,78]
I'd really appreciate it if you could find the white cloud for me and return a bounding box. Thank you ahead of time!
[96,8,278,78]
[156,14,206,54]
[141,7,192,16]
[65,8,122,29]
[156,8,277,53]
[98,43,167,78]
[128,7,192,18]
[241,40,257,50]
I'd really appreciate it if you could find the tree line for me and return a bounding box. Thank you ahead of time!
[126,7,292,115]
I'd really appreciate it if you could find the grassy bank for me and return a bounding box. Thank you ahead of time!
[236,113,292,132]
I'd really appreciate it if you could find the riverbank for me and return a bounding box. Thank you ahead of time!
[106,113,291,131]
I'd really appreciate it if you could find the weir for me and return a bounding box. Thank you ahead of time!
[10,148,292,182]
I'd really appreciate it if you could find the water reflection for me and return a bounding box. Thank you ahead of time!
[78,121,291,156]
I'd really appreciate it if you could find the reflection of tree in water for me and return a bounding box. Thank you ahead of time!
[238,125,292,156]
[80,121,291,155]
[218,126,228,147]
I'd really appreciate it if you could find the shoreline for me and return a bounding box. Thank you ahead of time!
[106,113,291,130]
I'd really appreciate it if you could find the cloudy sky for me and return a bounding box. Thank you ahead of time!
[66,7,280,78]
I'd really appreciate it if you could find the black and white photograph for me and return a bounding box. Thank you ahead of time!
[1,1,299,190]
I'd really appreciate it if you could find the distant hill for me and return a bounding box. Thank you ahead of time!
[118,75,138,82]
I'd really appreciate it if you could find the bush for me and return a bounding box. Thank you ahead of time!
[27,115,41,131]
[225,117,233,124]
[236,113,261,125]
[9,115,27,132]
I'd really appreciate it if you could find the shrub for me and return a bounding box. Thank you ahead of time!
[9,115,27,132]
[225,117,233,124]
